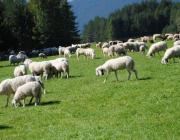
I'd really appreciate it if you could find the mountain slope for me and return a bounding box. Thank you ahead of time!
[69,0,179,33]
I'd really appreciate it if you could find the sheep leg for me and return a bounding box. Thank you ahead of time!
[23,99,25,107]
[103,72,110,83]
[157,52,161,57]
[127,70,131,80]
[114,71,119,82]
[133,70,138,80]
[5,94,10,107]
[29,96,34,104]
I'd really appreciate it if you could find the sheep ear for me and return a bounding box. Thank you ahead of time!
[101,70,104,75]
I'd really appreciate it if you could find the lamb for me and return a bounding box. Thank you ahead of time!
[0,75,46,107]
[76,48,96,60]
[24,59,52,80]
[146,41,167,58]
[14,65,27,77]
[95,56,138,83]
[39,53,47,59]
[12,81,42,107]
[161,45,180,64]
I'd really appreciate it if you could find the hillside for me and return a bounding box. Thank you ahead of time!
[69,0,179,33]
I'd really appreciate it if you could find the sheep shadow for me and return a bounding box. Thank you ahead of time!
[138,77,151,80]
[40,100,61,106]
[0,125,12,130]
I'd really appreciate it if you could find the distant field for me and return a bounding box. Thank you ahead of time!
[1,40,180,139]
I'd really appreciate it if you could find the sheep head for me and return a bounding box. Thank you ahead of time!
[95,66,104,76]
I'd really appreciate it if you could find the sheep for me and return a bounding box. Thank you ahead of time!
[24,59,52,80]
[174,40,180,46]
[123,42,137,52]
[161,45,180,64]
[14,65,27,77]
[153,34,163,42]
[95,56,138,83]
[64,48,72,58]
[102,47,111,57]
[59,46,66,57]
[109,44,127,56]
[12,81,42,107]
[76,48,95,60]
[49,60,69,78]
[0,75,46,107]
[48,58,69,78]
[39,53,47,59]
[96,42,102,48]
[146,41,167,58]
[9,55,23,65]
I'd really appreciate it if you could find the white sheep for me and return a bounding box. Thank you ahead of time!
[153,34,163,42]
[174,40,180,46]
[24,59,52,80]
[76,48,95,60]
[48,58,69,78]
[9,55,23,65]
[39,53,47,59]
[102,47,111,57]
[12,81,42,107]
[161,45,180,64]
[64,49,72,58]
[95,56,138,83]
[0,75,46,107]
[109,44,127,56]
[59,46,66,57]
[146,41,167,58]
[14,65,27,77]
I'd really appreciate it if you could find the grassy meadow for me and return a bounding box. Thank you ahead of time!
[1,40,180,139]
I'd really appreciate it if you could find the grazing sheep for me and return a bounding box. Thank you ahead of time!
[161,45,180,64]
[123,42,137,52]
[153,34,163,42]
[39,53,47,59]
[76,48,96,60]
[109,44,127,56]
[12,81,42,107]
[146,41,167,58]
[64,49,72,58]
[14,65,27,77]
[95,56,138,83]
[0,75,46,107]
[59,46,66,57]
[24,59,52,80]
[102,47,111,57]
[48,58,69,78]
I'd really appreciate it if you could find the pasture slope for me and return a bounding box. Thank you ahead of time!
[1,39,180,139]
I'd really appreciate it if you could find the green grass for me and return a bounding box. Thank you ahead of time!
[1,40,180,139]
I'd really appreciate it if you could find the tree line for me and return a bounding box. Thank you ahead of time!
[81,0,180,43]
[0,0,80,52]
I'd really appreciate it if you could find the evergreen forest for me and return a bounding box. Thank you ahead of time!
[81,0,180,43]
[0,0,80,52]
